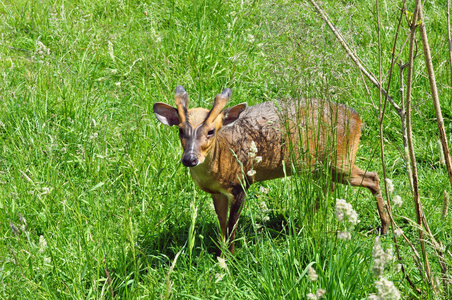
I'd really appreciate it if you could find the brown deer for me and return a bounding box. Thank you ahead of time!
[153,85,389,256]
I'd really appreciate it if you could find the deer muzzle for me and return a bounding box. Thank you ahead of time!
[182,152,199,167]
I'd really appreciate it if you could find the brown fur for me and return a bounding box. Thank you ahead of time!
[154,87,389,256]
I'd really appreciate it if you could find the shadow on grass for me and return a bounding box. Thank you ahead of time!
[135,210,291,263]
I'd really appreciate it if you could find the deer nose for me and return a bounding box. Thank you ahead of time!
[182,154,198,167]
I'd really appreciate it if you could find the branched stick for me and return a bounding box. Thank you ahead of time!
[418,7,452,195]
[310,0,422,293]
[379,0,407,122]
[417,5,450,291]
[406,0,433,287]
[375,3,421,293]
[308,0,399,111]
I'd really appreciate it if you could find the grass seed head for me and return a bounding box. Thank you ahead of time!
[338,231,351,240]
[385,178,394,194]
[217,257,229,272]
[335,199,359,226]
[373,278,401,300]
[308,265,318,281]
[316,288,326,298]
[392,195,402,208]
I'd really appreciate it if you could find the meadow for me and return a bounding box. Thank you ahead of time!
[1,0,451,298]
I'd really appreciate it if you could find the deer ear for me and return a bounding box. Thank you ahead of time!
[223,103,247,126]
[153,102,180,126]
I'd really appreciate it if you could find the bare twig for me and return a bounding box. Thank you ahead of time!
[448,0,452,87]
[308,0,399,110]
[375,2,423,294]
[379,0,407,122]
[405,0,433,287]
[310,0,422,293]
[417,6,451,290]
[398,61,414,193]
[418,3,452,197]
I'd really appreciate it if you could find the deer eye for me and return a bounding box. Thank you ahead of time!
[207,129,215,138]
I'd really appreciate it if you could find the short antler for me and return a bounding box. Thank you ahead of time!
[204,88,231,125]
[175,85,189,124]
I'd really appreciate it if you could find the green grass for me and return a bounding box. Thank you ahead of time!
[1,0,451,298]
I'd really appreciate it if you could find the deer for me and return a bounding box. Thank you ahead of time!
[153,85,389,256]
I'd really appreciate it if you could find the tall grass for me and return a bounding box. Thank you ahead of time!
[1,0,451,298]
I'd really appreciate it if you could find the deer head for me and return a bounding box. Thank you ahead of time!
[153,86,247,167]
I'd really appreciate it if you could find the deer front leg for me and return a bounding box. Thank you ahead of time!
[227,188,246,255]
[212,193,229,257]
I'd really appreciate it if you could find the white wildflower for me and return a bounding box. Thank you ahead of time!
[247,33,255,43]
[255,156,262,163]
[209,202,215,212]
[258,201,270,223]
[392,195,402,208]
[248,141,257,158]
[394,228,403,237]
[259,186,269,194]
[307,293,318,300]
[215,273,225,283]
[115,82,121,87]
[108,41,115,62]
[347,209,359,225]
[41,187,53,195]
[217,257,228,272]
[247,169,256,177]
[374,277,401,300]
[385,178,394,193]
[338,231,351,240]
[39,235,47,252]
[259,201,269,212]
[335,199,347,222]
[372,237,394,278]
[316,288,326,298]
[36,41,50,56]
[43,257,51,265]
[335,199,359,225]
[307,266,318,281]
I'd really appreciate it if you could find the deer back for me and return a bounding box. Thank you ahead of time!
[189,98,363,195]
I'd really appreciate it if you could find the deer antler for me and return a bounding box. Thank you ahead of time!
[204,88,231,125]
[175,85,189,124]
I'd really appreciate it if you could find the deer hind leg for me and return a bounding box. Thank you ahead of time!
[335,165,389,234]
